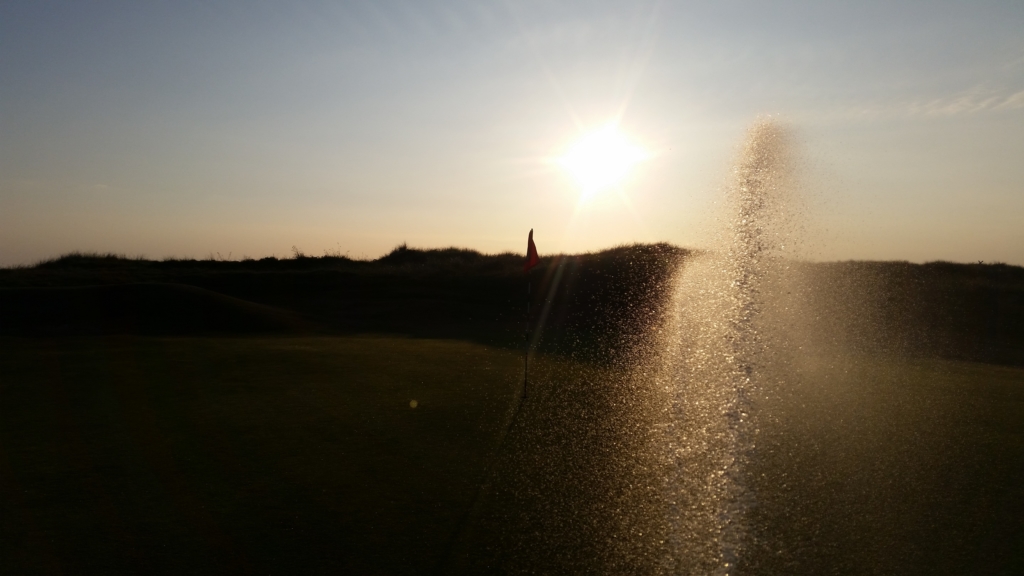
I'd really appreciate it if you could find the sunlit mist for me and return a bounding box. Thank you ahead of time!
[558,124,648,198]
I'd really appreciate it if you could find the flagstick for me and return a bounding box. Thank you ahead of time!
[523,274,530,399]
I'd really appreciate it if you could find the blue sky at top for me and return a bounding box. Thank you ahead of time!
[2,0,1023,263]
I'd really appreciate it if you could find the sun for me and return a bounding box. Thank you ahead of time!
[558,124,648,196]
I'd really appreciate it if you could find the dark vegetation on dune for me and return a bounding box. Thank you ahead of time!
[0,244,686,360]
[794,258,1024,366]
[2,244,1023,366]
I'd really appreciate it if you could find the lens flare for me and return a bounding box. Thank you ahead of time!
[558,124,648,197]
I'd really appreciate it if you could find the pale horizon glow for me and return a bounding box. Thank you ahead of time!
[1,1,1023,266]
[558,124,649,200]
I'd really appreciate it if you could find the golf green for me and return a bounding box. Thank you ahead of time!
[0,336,525,575]
[3,337,1022,574]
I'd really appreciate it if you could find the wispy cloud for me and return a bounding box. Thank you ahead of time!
[907,87,1024,116]
[995,89,1024,111]
[809,86,1024,124]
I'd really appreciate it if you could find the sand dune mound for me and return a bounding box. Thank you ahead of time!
[0,283,309,336]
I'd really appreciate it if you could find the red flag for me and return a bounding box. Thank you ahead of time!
[524,229,539,272]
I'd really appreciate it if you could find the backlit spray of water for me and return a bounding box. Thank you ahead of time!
[652,119,794,575]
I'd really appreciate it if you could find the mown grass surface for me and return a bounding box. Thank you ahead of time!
[746,355,1024,575]
[0,336,524,575]
[449,354,1024,575]
[1,335,1022,575]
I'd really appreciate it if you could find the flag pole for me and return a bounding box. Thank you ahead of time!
[523,273,530,398]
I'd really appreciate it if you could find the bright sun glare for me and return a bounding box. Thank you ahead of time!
[559,124,648,197]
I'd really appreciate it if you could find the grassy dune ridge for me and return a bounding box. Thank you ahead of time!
[2,243,1022,365]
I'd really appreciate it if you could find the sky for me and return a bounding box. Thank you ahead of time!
[2,0,1023,265]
